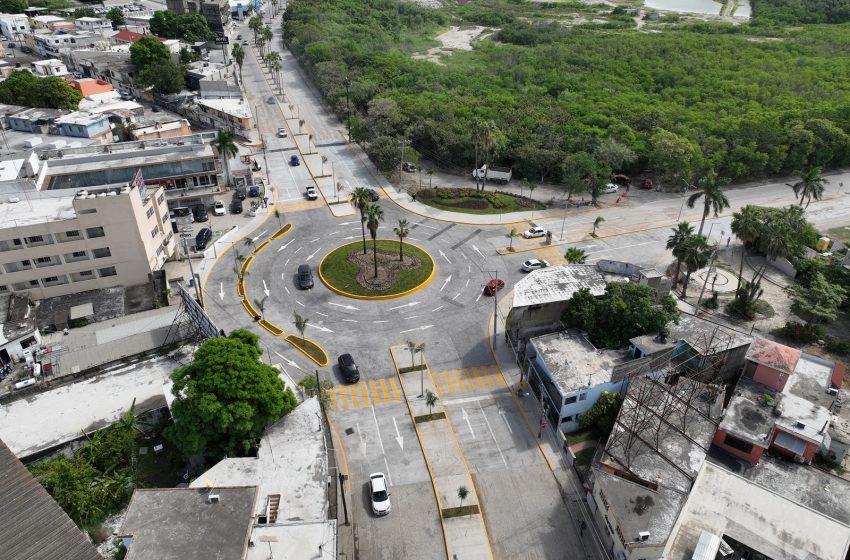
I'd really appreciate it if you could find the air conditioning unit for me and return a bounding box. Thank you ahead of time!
[827,387,839,396]
[637,531,650,542]
[207,494,220,503]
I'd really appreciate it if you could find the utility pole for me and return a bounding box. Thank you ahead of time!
[182,236,202,306]
[695,248,719,315]
[338,472,349,525]
[344,78,351,144]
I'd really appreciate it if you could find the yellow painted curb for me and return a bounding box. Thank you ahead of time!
[389,348,452,560]
[285,335,330,367]
[254,239,271,253]
[325,413,353,493]
[237,277,245,298]
[318,240,437,300]
[241,254,253,277]
[242,298,258,317]
[270,223,292,240]
[259,319,284,336]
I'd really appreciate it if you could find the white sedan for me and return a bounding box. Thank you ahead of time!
[603,183,619,194]
[213,200,226,216]
[521,258,549,272]
[369,472,391,516]
[277,127,288,138]
[522,226,547,239]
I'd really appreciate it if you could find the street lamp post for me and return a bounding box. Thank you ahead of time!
[344,78,351,144]
[338,472,349,525]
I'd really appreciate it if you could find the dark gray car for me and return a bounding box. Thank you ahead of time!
[297,264,313,289]
[338,353,360,383]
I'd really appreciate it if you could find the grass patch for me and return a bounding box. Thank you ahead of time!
[442,504,480,518]
[565,429,594,446]
[573,447,596,466]
[417,188,545,215]
[414,412,446,423]
[286,335,329,366]
[320,240,434,297]
[827,225,850,246]
[399,364,427,374]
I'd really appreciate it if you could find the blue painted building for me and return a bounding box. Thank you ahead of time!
[54,112,112,143]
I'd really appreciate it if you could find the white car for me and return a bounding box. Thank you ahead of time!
[603,183,619,194]
[277,127,288,138]
[213,200,226,216]
[369,472,391,516]
[522,226,547,239]
[306,186,318,200]
[521,258,549,272]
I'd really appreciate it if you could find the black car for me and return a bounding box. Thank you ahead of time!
[297,264,314,289]
[338,354,360,383]
[195,228,212,251]
[231,198,243,214]
[194,205,208,222]
[367,188,380,202]
[235,186,247,200]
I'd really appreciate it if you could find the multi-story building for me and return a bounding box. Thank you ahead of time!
[0,182,175,299]
[54,111,113,144]
[190,98,253,138]
[0,13,30,41]
[31,58,70,77]
[31,31,103,58]
[166,0,231,34]
[74,16,113,34]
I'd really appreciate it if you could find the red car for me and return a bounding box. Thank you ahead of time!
[483,279,505,296]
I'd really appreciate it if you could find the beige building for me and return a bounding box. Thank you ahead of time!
[0,183,176,299]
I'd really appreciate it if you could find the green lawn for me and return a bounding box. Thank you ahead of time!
[573,447,596,466]
[827,225,850,245]
[417,188,545,215]
[320,240,434,296]
[565,429,594,446]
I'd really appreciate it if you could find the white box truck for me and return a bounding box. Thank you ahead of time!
[472,165,512,184]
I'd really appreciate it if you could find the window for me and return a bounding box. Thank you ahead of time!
[80,270,93,276]
[44,276,58,283]
[72,251,86,258]
[146,206,155,219]
[29,279,39,286]
[565,396,577,405]
[151,226,159,239]
[723,433,754,454]
[157,193,165,205]
[65,230,80,238]
[79,208,97,214]
[98,266,117,277]
[36,256,52,263]
[560,416,573,423]
[92,247,111,259]
[86,226,105,238]
[599,489,610,510]
[27,235,44,243]
[0,285,6,292]
[13,238,21,246]
[579,393,587,401]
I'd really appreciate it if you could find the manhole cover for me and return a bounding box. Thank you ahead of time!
[345,427,354,435]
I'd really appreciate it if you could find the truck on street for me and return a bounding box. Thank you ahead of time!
[472,165,512,184]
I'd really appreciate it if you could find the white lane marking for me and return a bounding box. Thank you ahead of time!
[479,401,508,468]
[329,302,360,311]
[389,301,420,310]
[475,293,483,302]
[309,237,320,243]
[307,323,334,333]
[373,320,388,323]
[465,278,470,288]
[461,408,476,439]
[251,230,268,243]
[294,246,303,254]
[295,300,305,307]
[342,319,358,323]
[499,408,513,434]
[370,406,392,485]
[440,275,452,292]
[274,351,303,371]
[277,238,295,252]
[472,245,486,260]
[262,279,270,297]
[338,221,359,225]
[399,325,434,333]
[452,292,461,301]
[342,235,359,240]
[432,305,443,312]
[438,250,451,264]
[219,282,224,300]
[404,315,419,320]
[468,264,471,273]
[392,417,404,450]
[284,286,290,294]
[329,231,341,235]
[408,237,422,242]
[315,311,328,317]
[284,258,290,267]
[306,247,321,260]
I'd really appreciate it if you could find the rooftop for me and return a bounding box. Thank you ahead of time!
[717,378,774,447]
[0,293,37,346]
[0,438,101,560]
[746,336,801,376]
[512,264,608,308]
[530,330,630,393]
[111,30,146,43]
[9,107,68,122]
[120,486,257,560]
[665,459,850,560]
[0,189,77,227]
[630,313,752,357]
[55,111,108,126]
[196,97,253,119]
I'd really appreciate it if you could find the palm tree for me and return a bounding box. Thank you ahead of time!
[788,166,827,208]
[269,58,282,92]
[564,247,587,264]
[262,26,273,55]
[686,170,731,236]
[427,168,434,188]
[248,15,262,43]
[666,222,695,285]
[350,187,371,254]
[213,131,239,188]
[458,485,469,508]
[254,296,267,319]
[363,203,385,278]
[730,206,761,292]
[256,35,266,58]
[425,389,438,415]
[506,227,519,250]
[393,219,409,261]
[293,311,308,341]
[416,342,426,396]
[405,339,417,368]
[592,216,605,236]
[680,234,712,298]
[298,119,305,133]
[243,236,256,253]
[231,43,245,84]
[321,155,328,176]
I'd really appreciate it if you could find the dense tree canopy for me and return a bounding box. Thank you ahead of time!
[106,6,126,28]
[791,271,847,324]
[752,0,850,24]
[150,11,214,42]
[165,329,297,460]
[283,0,850,187]
[0,0,27,13]
[0,71,82,110]
[138,61,186,94]
[562,282,680,349]
[130,36,171,69]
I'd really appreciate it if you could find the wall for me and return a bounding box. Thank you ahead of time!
[596,259,642,279]
[199,80,242,99]
[558,380,626,432]
[711,429,765,464]
[511,302,568,342]
[769,427,817,463]
[752,363,789,391]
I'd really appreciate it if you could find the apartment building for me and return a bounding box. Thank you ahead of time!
[0,183,175,300]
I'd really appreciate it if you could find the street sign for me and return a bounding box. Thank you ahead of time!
[215,37,229,45]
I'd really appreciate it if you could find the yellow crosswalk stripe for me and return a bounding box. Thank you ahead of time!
[359,382,371,407]
[336,385,349,410]
[452,369,470,392]
[389,377,401,401]
[468,366,488,390]
[485,364,506,386]
[478,365,497,387]
[379,378,392,402]
[349,383,360,409]
[441,370,457,393]
[368,379,381,405]
[432,370,447,394]
[460,368,479,392]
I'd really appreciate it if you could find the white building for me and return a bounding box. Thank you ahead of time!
[74,16,113,34]
[31,58,70,77]
[0,13,30,41]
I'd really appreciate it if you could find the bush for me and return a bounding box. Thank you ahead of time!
[417,189,435,199]
[579,390,622,437]
[774,321,825,343]
[826,338,850,356]
[702,291,719,309]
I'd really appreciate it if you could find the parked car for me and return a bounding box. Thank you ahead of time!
[213,200,226,216]
[369,472,391,516]
[338,353,360,383]
[603,183,619,194]
[366,188,380,202]
[7,42,14,48]
[521,258,549,272]
[243,40,249,45]
[266,96,275,104]
[402,161,416,173]
[235,186,247,200]
[194,205,208,222]
[231,198,243,214]
[471,165,512,184]
[297,264,314,289]
[306,186,318,200]
[640,178,654,190]
[290,154,300,166]
[195,228,212,250]
[483,279,505,296]
[236,34,242,39]
[522,226,547,239]
[248,185,260,198]
[277,127,288,138]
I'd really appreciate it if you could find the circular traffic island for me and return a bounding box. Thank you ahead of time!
[319,240,435,299]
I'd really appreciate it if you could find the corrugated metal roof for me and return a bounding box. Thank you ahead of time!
[745,337,801,376]
[0,439,101,560]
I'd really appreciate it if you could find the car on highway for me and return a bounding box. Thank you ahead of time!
[603,183,619,194]
[338,353,360,383]
[483,279,505,296]
[297,264,313,289]
[367,188,380,202]
[277,127,288,138]
[521,258,549,272]
[522,226,547,239]
[306,186,318,200]
[213,200,226,216]
[369,472,391,516]
[290,154,300,166]
[231,198,243,214]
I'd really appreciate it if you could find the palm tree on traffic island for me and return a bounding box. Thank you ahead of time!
[363,203,385,278]
[679,234,712,298]
[393,219,409,261]
[730,206,761,292]
[293,311,308,341]
[213,131,239,188]
[592,216,605,237]
[350,187,372,255]
[666,222,695,287]
[506,227,519,251]
[788,166,828,208]
[686,169,731,236]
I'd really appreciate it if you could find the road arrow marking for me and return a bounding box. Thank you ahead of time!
[399,325,433,334]
[329,302,360,311]
[295,300,305,307]
[392,417,404,450]
[438,250,451,264]
[471,245,486,260]
[440,275,452,292]
[499,409,513,434]
[432,305,443,312]
[389,301,420,311]
[315,311,328,317]
[219,282,224,300]
[307,323,334,333]
[251,230,268,243]
[294,246,303,254]
[262,279,270,297]
[462,408,476,439]
[306,247,321,260]
[277,238,296,252]
[274,351,303,371]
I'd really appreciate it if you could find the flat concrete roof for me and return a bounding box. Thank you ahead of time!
[196,97,252,119]
[120,486,257,560]
[666,460,850,560]
[0,293,36,346]
[69,302,94,320]
[530,330,628,393]
[717,379,774,447]
[631,313,752,357]
[512,264,608,308]
[0,190,77,227]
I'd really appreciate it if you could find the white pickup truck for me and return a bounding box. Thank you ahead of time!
[471,165,512,184]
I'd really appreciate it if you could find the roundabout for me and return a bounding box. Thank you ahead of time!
[319,240,436,299]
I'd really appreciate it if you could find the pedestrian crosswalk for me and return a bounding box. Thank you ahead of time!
[278,199,324,213]
[329,365,505,411]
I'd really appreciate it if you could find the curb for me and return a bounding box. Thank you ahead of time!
[317,240,437,300]
[285,334,330,367]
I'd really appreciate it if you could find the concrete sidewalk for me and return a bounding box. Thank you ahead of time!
[390,345,494,560]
